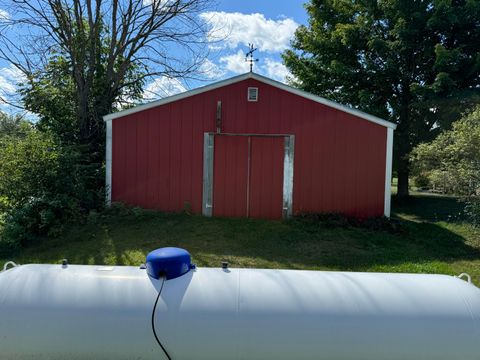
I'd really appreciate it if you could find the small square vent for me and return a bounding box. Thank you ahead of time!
[248,87,258,102]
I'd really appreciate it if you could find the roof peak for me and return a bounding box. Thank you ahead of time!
[103,72,396,130]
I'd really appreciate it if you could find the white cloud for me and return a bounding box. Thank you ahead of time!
[0,75,16,95]
[199,58,225,79]
[0,9,9,20]
[219,50,250,74]
[0,64,25,104]
[200,12,298,53]
[0,64,35,117]
[216,51,291,83]
[143,76,187,100]
[261,58,291,83]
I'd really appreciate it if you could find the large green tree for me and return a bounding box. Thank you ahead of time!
[283,0,480,197]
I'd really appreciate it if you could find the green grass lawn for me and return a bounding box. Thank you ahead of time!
[1,192,479,284]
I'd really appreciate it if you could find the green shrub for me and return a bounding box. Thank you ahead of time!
[3,195,81,244]
[0,130,103,252]
[413,173,431,190]
[411,106,480,226]
[411,106,480,196]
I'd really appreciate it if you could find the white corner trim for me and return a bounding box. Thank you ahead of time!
[105,120,112,206]
[102,73,397,130]
[384,127,394,217]
[202,133,214,216]
[282,135,295,218]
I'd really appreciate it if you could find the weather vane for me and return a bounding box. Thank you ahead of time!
[245,43,259,72]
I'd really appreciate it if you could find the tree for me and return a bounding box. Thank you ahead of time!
[0,111,31,138]
[283,0,480,197]
[0,0,211,151]
[20,53,142,145]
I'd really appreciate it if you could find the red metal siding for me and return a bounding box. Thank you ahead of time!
[111,78,387,218]
[248,137,284,219]
[213,136,249,217]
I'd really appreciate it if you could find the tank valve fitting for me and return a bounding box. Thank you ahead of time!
[61,259,68,268]
[457,273,472,284]
[2,261,18,271]
[222,261,229,270]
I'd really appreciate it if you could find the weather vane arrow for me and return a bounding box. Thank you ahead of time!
[245,43,259,73]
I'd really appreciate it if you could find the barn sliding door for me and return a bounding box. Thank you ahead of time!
[203,134,294,219]
[248,137,285,218]
[211,135,250,218]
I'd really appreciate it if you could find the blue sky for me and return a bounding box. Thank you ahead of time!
[0,1,309,113]
[218,0,307,22]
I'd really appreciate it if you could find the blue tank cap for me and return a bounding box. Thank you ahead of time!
[146,247,195,280]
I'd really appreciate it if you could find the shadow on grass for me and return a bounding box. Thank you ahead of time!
[392,193,467,222]
[3,206,479,274]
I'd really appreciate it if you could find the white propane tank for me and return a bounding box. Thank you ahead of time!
[1,247,479,360]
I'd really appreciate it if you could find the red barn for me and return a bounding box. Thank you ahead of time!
[104,72,396,219]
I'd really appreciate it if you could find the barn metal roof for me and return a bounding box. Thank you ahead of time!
[103,72,397,130]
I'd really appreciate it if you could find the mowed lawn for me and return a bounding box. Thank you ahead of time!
[1,192,479,284]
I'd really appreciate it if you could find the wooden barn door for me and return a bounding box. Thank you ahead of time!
[248,137,285,219]
[203,134,294,219]
[211,135,249,217]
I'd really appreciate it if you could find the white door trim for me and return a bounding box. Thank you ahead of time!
[202,133,215,216]
[283,135,295,218]
[105,120,113,206]
[384,128,394,217]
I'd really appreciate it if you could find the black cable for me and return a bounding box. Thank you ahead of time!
[151,274,172,360]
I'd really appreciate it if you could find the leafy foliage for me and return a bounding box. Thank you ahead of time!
[20,56,77,144]
[283,0,480,196]
[0,111,31,138]
[412,106,480,225]
[0,128,103,252]
[21,48,145,149]
[412,106,480,195]
[465,198,480,227]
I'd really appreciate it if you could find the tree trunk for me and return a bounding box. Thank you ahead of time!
[396,88,412,199]
[397,159,410,198]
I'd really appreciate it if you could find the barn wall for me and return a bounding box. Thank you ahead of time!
[111,78,387,218]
